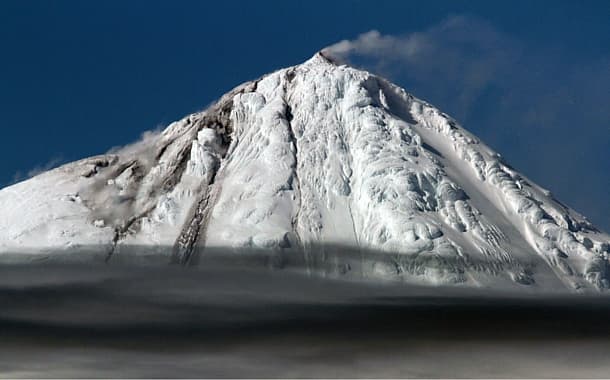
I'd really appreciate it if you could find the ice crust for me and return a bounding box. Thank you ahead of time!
[0,53,608,291]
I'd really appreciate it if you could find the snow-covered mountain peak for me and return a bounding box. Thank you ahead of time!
[1,53,608,292]
[304,51,335,65]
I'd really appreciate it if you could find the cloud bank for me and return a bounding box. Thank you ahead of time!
[2,262,610,377]
[323,15,610,231]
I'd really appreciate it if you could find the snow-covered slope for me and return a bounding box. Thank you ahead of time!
[0,53,608,291]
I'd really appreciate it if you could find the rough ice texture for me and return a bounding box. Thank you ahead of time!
[0,53,608,291]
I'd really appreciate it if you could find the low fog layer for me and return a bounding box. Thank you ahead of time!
[1,258,610,378]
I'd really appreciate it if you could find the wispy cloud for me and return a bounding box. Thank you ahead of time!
[323,15,521,121]
[323,15,610,231]
[9,128,164,187]
[11,156,65,184]
[106,127,163,156]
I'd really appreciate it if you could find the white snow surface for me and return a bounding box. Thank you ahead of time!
[0,53,608,291]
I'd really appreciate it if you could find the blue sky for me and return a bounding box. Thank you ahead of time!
[1,0,608,230]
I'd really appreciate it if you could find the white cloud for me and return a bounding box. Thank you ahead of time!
[324,29,425,63]
[323,15,521,121]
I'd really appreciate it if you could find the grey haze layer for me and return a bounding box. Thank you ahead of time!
[2,261,610,378]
